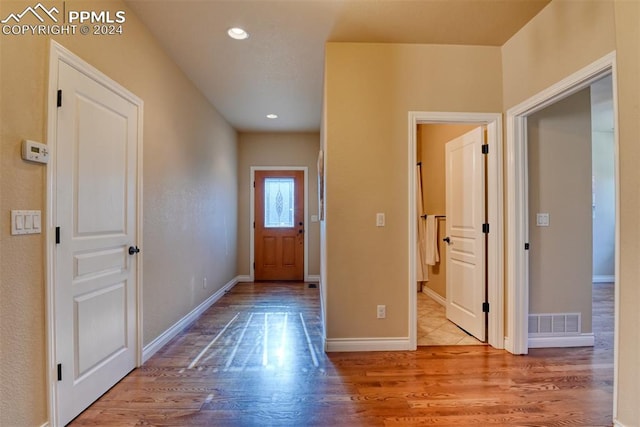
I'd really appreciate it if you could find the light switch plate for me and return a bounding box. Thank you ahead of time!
[536,213,550,227]
[11,210,42,235]
[376,213,385,227]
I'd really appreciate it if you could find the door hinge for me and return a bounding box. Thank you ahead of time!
[57,89,62,107]
[481,144,489,155]
[55,226,60,244]
[57,363,62,381]
[482,302,490,313]
[253,221,255,229]
[525,242,530,250]
[482,223,489,234]
[253,262,255,270]
[253,181,255,188]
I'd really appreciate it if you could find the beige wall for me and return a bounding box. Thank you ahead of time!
[502,0,638,423]
[0,1,238,426]
[613,1,640,423]
[324,42,502,339]
[237,132,320,277]
[527,88,592,333]
[418,124,477,298]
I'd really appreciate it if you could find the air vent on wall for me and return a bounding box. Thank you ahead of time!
[528,313,581,335]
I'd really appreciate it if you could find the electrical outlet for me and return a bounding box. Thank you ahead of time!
[377,305,386,319]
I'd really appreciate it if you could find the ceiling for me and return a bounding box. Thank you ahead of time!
[125,0,551,133]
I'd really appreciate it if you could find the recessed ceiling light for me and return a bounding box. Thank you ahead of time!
[227,27,248,40]
[266,114,278,119]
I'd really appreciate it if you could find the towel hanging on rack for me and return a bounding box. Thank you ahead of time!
[425,215,440,265]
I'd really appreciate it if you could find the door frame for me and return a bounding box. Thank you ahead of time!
[505,51,619,357]
[45,40,144,425]
[250,166,309,281]
[408,112,504,350]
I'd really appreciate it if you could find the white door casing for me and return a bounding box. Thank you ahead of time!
[444,127,486,341]
[47,41,143,426]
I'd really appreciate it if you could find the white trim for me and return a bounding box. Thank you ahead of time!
[142,276,241,363]
[408,112,504,351]
[325,337,411,352]
[593,275,615,284]
[235,275,252,283]
[506,51,618,354]
[528,333,595,349]
[421,286,446,307]
[306,274,320,282]
[249,166,309,281]
[45,40,144,427]
[613,420,627,427]
[39,423,50,427]
[505,51,619,420]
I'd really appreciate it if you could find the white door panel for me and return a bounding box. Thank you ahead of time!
[55,60,139,425]
[445,127,486,341]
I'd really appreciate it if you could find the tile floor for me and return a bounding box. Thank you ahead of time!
[417,291,485,346]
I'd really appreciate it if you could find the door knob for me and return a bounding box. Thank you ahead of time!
[443,237,451,245]
[128,246,140,255]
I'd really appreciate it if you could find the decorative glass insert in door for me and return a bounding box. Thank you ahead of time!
[264,177,295,228]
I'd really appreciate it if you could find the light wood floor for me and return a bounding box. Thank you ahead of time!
[71,282,614,426]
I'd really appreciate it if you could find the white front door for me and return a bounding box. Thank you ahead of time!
[444,127,486,341]
[54,59,140,425]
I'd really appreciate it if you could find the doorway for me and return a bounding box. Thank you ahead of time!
[526,75,616,350]
[408,112,504,350]
[416,124,486,346]
[505,52,618,356]
[250,167,309,281]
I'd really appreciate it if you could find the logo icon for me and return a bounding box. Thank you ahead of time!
[1,2,59,24]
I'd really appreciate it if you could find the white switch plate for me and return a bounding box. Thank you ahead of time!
[376,213,385,227]
[536,213,550,227]
[377,305,386,319]
[311,215,319,223]
[11,210,42,235]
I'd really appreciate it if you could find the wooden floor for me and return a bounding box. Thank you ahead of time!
[71,282,614,426]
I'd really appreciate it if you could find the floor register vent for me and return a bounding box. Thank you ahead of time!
[528,313,581,335]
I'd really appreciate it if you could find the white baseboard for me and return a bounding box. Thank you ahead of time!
[325,337,411,352]
[142,276,241,363]
[40,422,49,427]
[306,274,320,282]
[235,275,251,283]
[528,333,594,349]
[593,275,615,283]
[614,419,628,427]
[421,286,446,306]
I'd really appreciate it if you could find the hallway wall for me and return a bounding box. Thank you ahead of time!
[0,1,238,426]
[237,132,321,278]
[323,42,503,340]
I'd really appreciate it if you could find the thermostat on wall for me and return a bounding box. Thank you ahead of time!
[22,140,49,164]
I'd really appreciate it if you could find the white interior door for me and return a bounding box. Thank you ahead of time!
[445,127,486,341]
[54,60,140,425]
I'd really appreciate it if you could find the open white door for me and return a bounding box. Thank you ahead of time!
[54,59,140,425]
[444,127,486,341]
